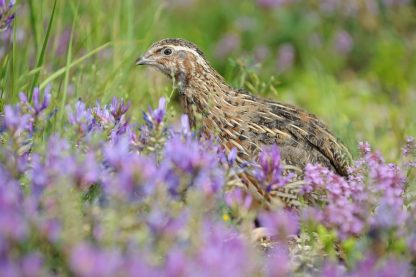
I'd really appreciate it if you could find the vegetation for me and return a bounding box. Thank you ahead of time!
[1,0,415,275]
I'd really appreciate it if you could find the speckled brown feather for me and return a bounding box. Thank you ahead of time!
[138,38,353,209]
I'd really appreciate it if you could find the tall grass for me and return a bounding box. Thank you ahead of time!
[0,0,415,160]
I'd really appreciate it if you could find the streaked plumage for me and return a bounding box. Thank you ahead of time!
[136,38,352,209]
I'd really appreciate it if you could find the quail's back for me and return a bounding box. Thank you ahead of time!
[137,38,352,208]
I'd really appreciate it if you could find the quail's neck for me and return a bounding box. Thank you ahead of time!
[176,66,239,128]
[179,67,227,103]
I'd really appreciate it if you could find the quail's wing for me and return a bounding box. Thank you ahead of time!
[255,99,352,176]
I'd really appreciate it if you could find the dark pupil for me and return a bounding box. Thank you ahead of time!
[163,48,172,55]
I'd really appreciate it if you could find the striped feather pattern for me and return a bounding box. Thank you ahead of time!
[138,38,352,209]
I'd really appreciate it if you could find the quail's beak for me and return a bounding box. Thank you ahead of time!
[135,57,146,65]
[135,55,154,66]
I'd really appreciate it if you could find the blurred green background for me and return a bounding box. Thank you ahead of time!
[1,0,415,160]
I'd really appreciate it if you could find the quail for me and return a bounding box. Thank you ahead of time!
[136,38,352,209]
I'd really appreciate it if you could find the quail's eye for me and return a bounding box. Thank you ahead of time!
[163,48,173,56]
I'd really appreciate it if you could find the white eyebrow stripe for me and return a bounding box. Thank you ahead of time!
[168,45,207,65]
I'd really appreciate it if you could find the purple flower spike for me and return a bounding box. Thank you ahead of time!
[21,253,44,277]
[109,97,130,121]
[19,92,28,104]
[67,101,94,134]
[162,136,224,197]
[3,105,32,134]
[31,86,52,115]
[256,0,293,9]
[144,97,167,128]
[334,30,353,55]
[225,187,252,210]
[276,43,295,72]
[180,114,191,136]
[0,0,15,31]
[227,147,237,165]
[70,243,122,277]
[214,33,240,59]
[254,145,291,192]
[402,136,415,156]
[153,97,166,124]
[258,210,299,240]
[359,141,371,155]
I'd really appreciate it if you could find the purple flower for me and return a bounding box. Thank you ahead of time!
[0,179,28,241]
[102,136,158,200]
[163,248,188,277]
[37,218,61,243]
[70,243,122,277]
[0,0,15,32]
[123,254,159,277]
[67,100,94,134]
[146,209,187,238]
[144,97,166,128]
[258,210,299,240]
[319,0,340,14]
[320,261,346,277]
[92,103,114,127]
[224,187,252,211]
[324,199,366,238]
[3,105,32,134]
[302,163,330,194]
[103,136,131,168]
[374,258,412,277]
[0,258,19,277]
[180,114,191,136]
[73,151,101,190]
[257,145,282,180]
[109,97,130,122]
[31,86,52,115]
[2,82,416,276]
[359,141,372,155]
[350,255,411,277]
[254,145,292,192]
[21,253,44,277]
[0,209,28,241]
[402,136,415,156]
[256,0,292,9]
[161,136,224,197]
[227,147,237,165]
[153,97,166,124]
[334,30,353,55]
[303,163,367,238]
[56,28,72,56]
[214,33,240,59]
[192,220,256,277]
[407,231,416,256]
[276,43,295,72]
[29,154,49,197]
[304,141,408,239]
[265,247,291,277]
[372,201,407,229]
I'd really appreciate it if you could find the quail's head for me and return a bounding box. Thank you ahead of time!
[136,38,209,78]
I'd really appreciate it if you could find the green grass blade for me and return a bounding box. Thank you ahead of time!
[27,0,39,53]
[56,2,78,132]
[29,0,58,99]
[10,16,18,100]
[39,42,111,90]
